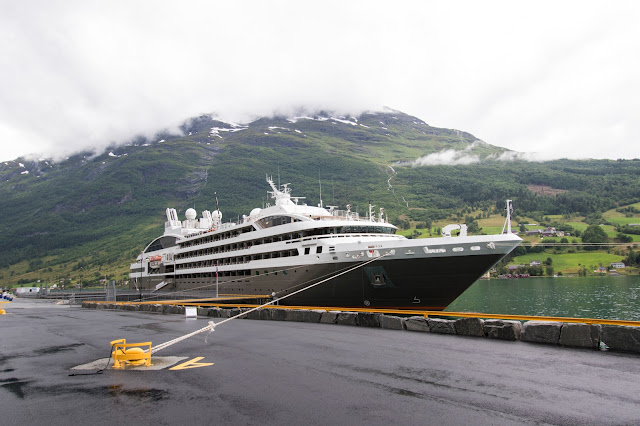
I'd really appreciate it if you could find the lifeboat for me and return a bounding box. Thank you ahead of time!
[149,255,162,269]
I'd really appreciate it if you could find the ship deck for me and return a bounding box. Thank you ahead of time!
[3,298,640,425]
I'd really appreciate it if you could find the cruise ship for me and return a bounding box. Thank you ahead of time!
[129,178,521,309]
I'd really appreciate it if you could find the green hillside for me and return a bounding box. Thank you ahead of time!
[1,109,640,288]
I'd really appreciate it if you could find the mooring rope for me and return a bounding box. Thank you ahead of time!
[149,253,390,354]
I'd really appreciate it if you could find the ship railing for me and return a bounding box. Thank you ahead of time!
[166,218,243,235]
[330,210,360,220]
[317,210,388,223]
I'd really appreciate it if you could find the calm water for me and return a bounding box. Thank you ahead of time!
[446,275,640,321]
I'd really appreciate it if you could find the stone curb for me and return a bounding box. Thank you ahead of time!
[427,318,456,334]
[521,321,562,344]
[81,303,640,354]
[380,315,405,330]
[404,316,430,332]
[454,317,484,337]
[559,323,601,348]
[484,320,522,340]
[601,325,640,352]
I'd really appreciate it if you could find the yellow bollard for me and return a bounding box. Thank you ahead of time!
[0,301,10,315]
[110,339,152,369]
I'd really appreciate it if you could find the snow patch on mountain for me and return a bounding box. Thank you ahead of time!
[209,122,248,138]
[331,118,357,126]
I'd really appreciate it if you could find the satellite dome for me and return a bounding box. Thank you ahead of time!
[185,208,197,220]
[211,210,222,221]
[249,208,261,217]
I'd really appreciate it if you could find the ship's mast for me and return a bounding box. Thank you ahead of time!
[318,172,323,208]
[502,199,514,234]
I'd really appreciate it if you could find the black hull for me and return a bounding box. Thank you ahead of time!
[140,253,504,310]
[281,254,503,310]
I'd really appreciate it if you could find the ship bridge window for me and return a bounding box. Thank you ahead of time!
[338,225,396,235]
[145,236,178,253]
[257,215,293,229]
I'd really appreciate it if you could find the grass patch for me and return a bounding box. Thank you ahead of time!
[477,216,507,227]
[606,217,640,226]
[566,222,589,232]
[510,252,626,274]
[482,226,504,234]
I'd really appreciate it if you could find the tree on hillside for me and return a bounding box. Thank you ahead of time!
[581,224,609,250]
[465,216,481,234]
[615,233,633,243]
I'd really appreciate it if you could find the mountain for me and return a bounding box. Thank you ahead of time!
[1,109,639,287]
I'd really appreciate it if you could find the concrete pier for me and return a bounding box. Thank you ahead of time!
[3,298,640,425]
[81,301,640,354]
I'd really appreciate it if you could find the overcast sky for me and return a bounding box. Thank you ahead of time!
[1,1,639,162]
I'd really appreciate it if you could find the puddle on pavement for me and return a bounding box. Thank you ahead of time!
[107,384,168,402]
[34,343,85,355]
[1,378,168,402]
[121,322,175,334]
[0,378,32,399]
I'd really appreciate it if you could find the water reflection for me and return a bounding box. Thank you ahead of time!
[446,275,640,321]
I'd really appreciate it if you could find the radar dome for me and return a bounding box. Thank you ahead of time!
[211,210,222,221]
[185,208,197,220]
[249,208,261,217]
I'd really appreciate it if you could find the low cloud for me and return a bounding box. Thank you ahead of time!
[400,149,481,167]
[398,141,487,167]
[488,151,569,162]
[399,142,576,167]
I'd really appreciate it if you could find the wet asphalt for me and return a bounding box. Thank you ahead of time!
[2,298,640,425]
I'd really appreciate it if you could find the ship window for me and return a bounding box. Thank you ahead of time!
[264,270,268,276]
[304,247,310,255]
[257,215,292,229]
[145,236,178,253]
[316,246,322,254]
[283,270,288,275]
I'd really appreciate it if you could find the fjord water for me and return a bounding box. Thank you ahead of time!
[446,275,640,321]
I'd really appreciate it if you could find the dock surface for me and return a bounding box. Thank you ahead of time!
[2,298,640,425]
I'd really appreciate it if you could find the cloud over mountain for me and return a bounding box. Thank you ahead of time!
[1,1,639,161]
